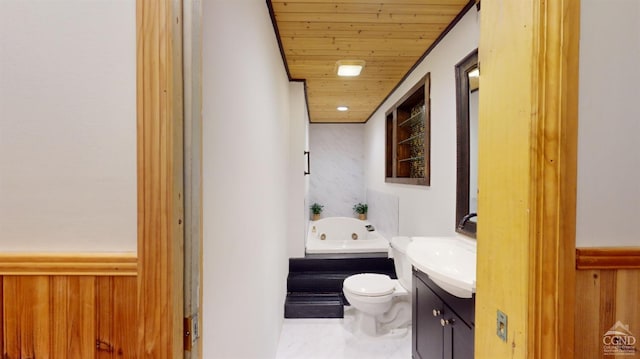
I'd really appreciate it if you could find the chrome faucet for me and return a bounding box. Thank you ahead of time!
[458,213,477,230]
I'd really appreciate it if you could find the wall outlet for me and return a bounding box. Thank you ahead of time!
[497,310,508,342]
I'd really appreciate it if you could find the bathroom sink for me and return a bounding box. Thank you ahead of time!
[407,236,477,298]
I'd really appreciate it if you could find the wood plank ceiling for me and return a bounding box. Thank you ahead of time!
[269,0,473,123]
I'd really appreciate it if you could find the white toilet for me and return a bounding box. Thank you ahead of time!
[342,236,413,337]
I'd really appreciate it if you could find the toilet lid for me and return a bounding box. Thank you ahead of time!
[343,273,395,296]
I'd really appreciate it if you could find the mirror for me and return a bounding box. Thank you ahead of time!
[455,49,479,238]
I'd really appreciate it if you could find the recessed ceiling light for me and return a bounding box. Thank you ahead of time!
[336,60,366,77]
[337,65,363,77]
[337,106,349,111]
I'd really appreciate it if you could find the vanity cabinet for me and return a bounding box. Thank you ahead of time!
[412,268,474,359]
[385,73,431,186]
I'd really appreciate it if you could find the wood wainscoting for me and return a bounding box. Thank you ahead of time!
[0,253,137,358]
[575,248,640,359]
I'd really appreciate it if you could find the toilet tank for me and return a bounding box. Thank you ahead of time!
[390,236,413,291]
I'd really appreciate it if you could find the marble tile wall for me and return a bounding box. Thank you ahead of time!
[309,124,365,218]
[366,189,399,239]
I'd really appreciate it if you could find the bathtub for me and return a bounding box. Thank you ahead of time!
[306,217,389,254]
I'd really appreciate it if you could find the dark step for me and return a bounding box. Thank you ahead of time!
[284,256,398,319]
[304,252,389,259]
[284,293,345,318]
[287,270,395,293]
[287,272,350,293]
[288,257,395,273]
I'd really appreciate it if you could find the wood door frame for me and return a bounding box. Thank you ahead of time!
[527,1,580,357]
[476,1,579,358]
[183,0,203,357]
[136,0,185,357]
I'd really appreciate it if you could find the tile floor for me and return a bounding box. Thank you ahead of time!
[276,314,411,359]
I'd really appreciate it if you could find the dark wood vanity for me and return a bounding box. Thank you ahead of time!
[412,268,475,359]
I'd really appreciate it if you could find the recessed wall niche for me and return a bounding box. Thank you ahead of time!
[385,74,431,186]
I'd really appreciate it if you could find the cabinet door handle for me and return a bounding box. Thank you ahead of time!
[432,309,441,317]
[440,318,454,327]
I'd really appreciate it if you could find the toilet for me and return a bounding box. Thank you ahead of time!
[342,236,413,337]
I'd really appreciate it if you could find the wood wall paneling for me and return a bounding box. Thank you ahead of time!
[0,252,138,359]
[51,276,95,358]
[575,248,640,358]
[1,275,137,359]
[0,277,2,357]
[97,276,138,358]
[575,269,640,359]
[4,276,51,358]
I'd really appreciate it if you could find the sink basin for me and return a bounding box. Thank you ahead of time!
[407,236,477,298]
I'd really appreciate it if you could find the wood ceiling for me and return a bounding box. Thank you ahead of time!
[269,0,473,123]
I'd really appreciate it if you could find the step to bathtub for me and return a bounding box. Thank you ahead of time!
[287,272,351,293]
[288,257,396,274]
[284,293,345,319]
[285,256,398,319]
[304,252,389,259]
[287,271,394,293]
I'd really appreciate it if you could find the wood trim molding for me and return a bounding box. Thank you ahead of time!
[576,247,640,269]
[0,253,137,276]
[527,1,580,358]
[136,0,185,357]
[475,1,579,357]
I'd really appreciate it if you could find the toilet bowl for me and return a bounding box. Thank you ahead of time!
[342,236,413,337]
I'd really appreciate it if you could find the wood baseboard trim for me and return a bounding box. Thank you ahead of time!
[576,247,640,269]
[0,252,137,276]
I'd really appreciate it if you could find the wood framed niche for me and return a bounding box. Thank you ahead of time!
[385,73,431,186]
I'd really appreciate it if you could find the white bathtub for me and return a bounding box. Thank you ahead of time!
[306,217,389,254]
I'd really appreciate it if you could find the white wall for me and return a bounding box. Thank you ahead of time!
[202,1,291,357]
[0,0,137,252]
[364,8,480,237]
[576,0,640,247]
[309,124,365,218]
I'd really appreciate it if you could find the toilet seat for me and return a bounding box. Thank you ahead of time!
[343,273,395,297]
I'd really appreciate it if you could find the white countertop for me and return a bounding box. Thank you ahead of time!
[407,235,477,298]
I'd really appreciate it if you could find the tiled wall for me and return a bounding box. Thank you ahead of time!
[309,124,365,218]
[366,189,399,239]
[307,125,400,237]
